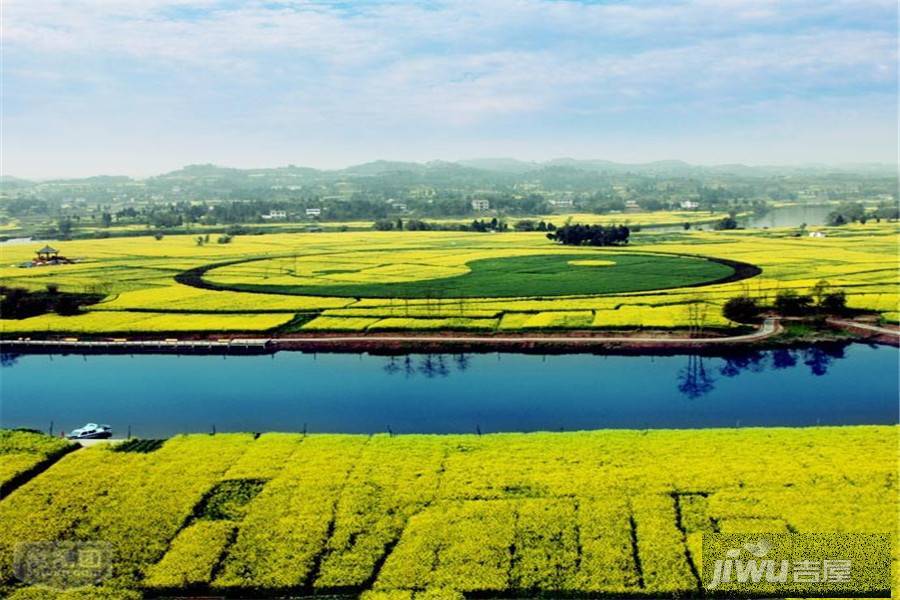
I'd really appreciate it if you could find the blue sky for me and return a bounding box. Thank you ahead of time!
[3,0,897,177]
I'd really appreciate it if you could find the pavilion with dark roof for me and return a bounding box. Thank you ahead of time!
[36,245,59,260]
[30,245,72,266]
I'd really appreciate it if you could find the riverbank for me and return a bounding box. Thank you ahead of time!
[2,317,898,355]
[3,320,775,355]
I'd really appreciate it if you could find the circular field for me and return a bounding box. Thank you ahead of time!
[178,252,760,298]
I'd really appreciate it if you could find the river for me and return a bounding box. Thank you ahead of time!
[742,204,834,229]
[1,343,896,437]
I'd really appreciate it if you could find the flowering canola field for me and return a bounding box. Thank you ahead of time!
[0,430,72,495]
[0,426,896,599]
[1,223,897,334]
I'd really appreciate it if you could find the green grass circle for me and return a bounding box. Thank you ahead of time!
[190,252,743,298]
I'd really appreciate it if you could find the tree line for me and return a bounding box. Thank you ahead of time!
[722,280,849,323]
[546,224,630,246]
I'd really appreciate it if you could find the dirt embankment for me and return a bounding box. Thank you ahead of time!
[825,318,899,346]
[5,318,898,355]
[1,319,781,355]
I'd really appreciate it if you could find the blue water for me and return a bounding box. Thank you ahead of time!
[648,205,834,232]
[0,344,896,437]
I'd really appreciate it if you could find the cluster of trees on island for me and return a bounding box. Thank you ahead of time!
[546,223,630,246]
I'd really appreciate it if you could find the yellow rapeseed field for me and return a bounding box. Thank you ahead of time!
[1,223,896,334]
[0,430,73,494]
[0,426,895,598]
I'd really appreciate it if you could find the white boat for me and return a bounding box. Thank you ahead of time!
[67,423,113,440]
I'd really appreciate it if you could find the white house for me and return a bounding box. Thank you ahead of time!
[809,231,827,238]
[261,209,287,220]
[471,199,490,211]
[386,198,408,211]
[305,208,322,218]
[549,198,574,208]
[680,200,699,210]
[625,200,640,211]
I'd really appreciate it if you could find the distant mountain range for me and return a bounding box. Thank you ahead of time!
[3,159,896,185]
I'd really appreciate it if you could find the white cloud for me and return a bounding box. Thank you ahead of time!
[2,0,896,175]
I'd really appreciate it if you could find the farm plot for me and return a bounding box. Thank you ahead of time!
[0,430,73,496]
[0,426,895,598]
[199,252,738,298]
[0,224,897,334]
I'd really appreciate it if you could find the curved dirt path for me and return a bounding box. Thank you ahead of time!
[826,319,900,339]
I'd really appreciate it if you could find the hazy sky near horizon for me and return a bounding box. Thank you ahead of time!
[4,0,898,178]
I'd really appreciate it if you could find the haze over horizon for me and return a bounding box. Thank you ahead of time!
[4,157,899,183]
[4,0,897,179]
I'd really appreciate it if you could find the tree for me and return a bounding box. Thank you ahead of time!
[405,219,431,231]
[687,300,709,335]
[53,295,82,316]
[547,223,630,246]
[722,296,761,323]
[874,203,899,220]
[774,289,813,316]
[811,279,830,306]
[713,216,738,230]
[827,202,866,226]
[57,217,74,238]
[820,291,847,314]
[101,212,113,228]
[153,232,164,240]
[373,219,395,231]
[514,220,536,232]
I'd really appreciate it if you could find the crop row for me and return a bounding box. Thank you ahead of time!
[0,311,295,334]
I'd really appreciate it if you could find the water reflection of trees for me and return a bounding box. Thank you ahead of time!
[802,345,846,376]
[678,355,715,399]
[677,343,850,399]
[719,351,766,378]
[383,354,471,378]
[0,353,20,367]
[380,345,851,392]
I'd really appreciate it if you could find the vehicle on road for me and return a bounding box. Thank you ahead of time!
[67,423,112,440]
